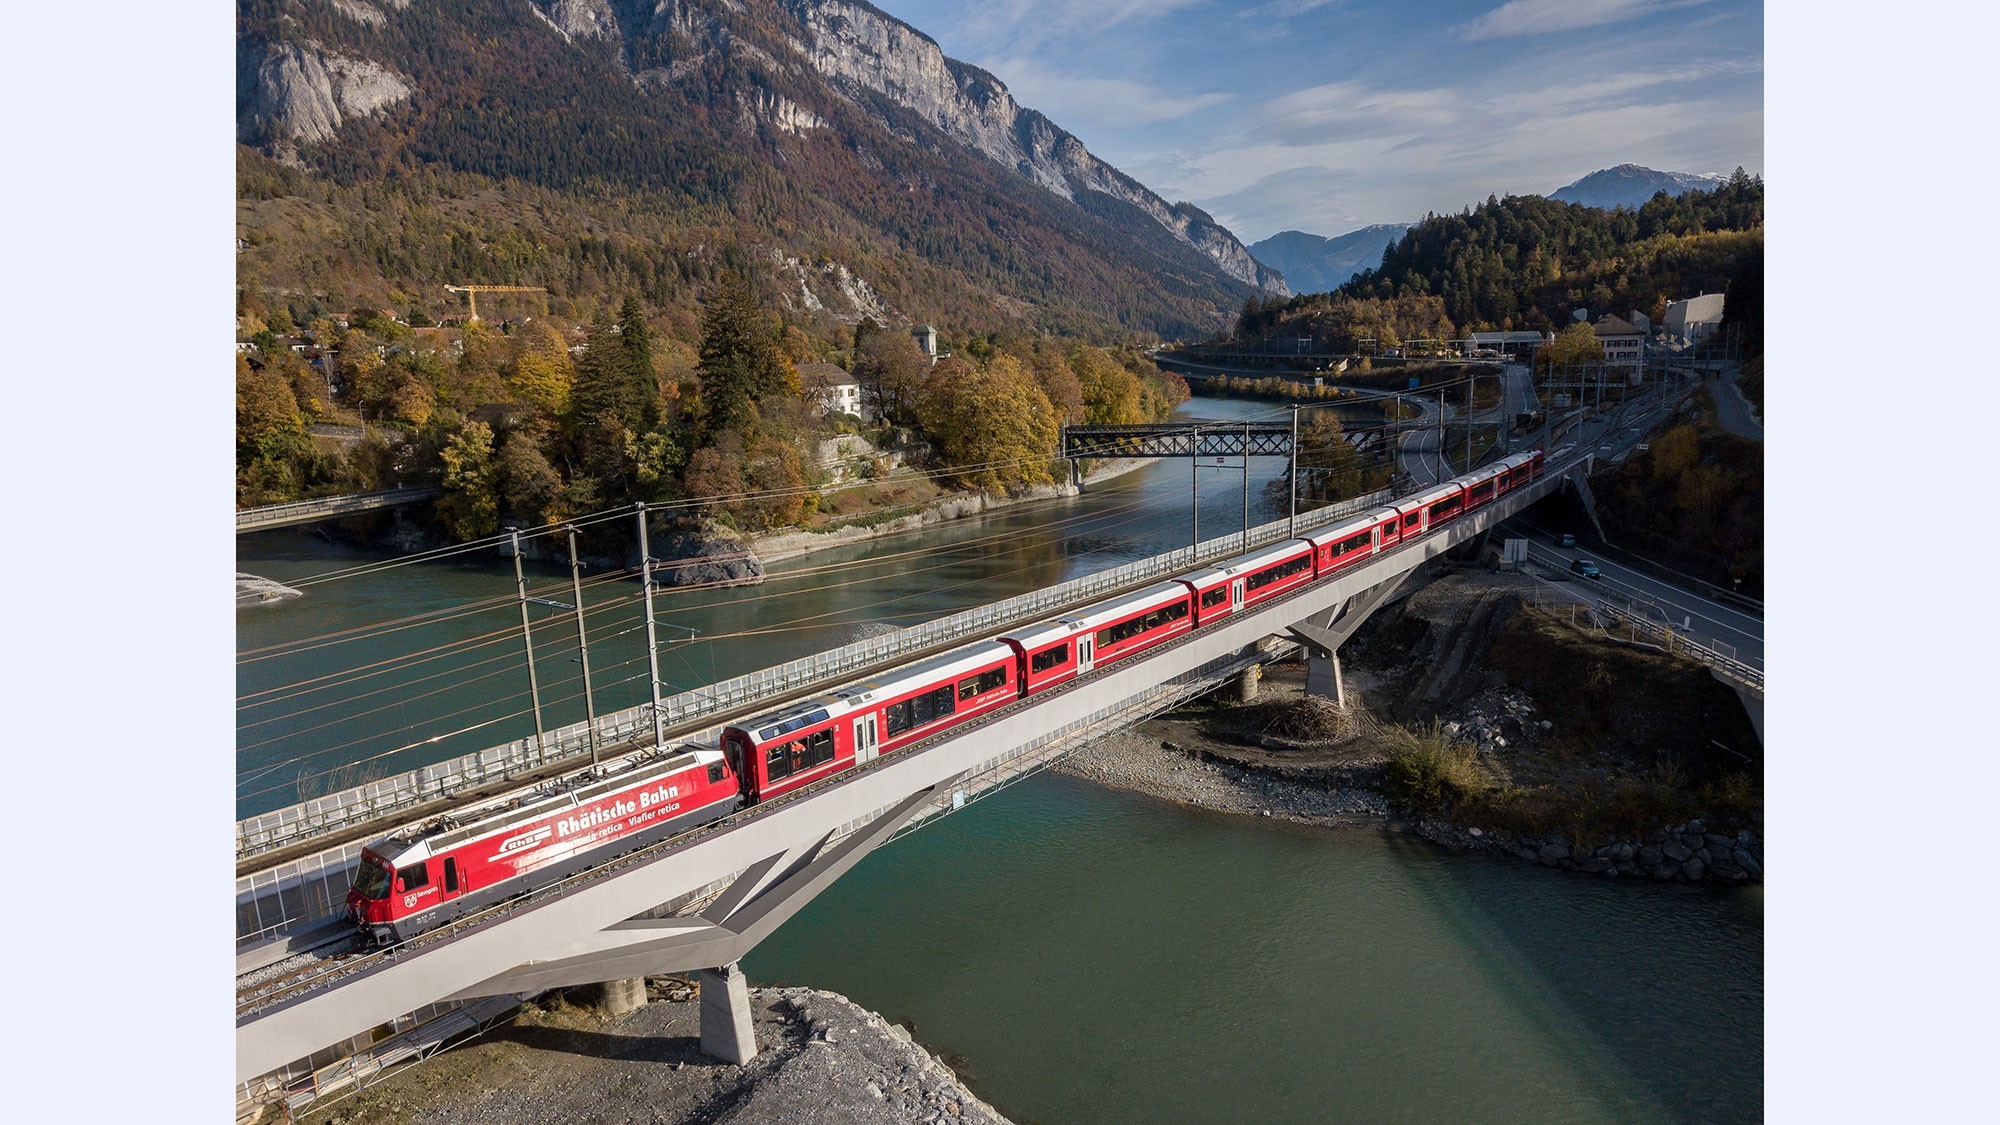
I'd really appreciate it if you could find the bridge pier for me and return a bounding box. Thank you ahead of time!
[1286,571,1413,709]
[700,962,758,1064]
[587,976,648,1018]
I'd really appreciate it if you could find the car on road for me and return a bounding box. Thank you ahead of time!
[1558,533,1576,548]
[1570,558,1601,579]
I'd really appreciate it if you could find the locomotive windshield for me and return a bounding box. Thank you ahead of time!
[352,859,394,900]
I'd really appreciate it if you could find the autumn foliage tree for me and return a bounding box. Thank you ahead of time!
[916,354,1060,493]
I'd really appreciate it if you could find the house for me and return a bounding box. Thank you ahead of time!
[1593,315,1646,381]
[1664,292,1726,345]
[797,362,871,421]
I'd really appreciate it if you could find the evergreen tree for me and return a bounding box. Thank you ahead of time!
[695,271,791,440]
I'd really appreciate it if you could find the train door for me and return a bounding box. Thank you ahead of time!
[1077,635,1096,674]
[441,857,463,903]
[854,713,879,766]
[1231,578,1245,607]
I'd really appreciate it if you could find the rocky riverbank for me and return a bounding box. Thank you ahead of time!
[304,983,1010,1124]
[1055,569,1764,887]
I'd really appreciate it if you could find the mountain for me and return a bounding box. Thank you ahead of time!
[1550,164,1726,210]
[234,0,1283,338]
[1248,224,1411,295]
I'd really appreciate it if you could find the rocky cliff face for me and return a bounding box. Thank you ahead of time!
[781,0,1286,295]
[240,41,414,146]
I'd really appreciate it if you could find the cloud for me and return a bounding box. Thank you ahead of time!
[978,55,1235,127]
[945,0,1214,55]
[1455,0,1712,42]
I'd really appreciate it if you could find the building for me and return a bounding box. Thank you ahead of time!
[1467,330,1551,359]
[1664,292,1726,345]
[1593,315,1646,381]
[798,362,870,421]
[912,325,939,362]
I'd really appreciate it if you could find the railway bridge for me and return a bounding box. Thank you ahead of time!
[235,453,1595,1111]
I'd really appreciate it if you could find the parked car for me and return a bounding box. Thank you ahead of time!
[1570,558,1601,579]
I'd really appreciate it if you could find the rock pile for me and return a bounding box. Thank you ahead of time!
[1413,818,1764,884]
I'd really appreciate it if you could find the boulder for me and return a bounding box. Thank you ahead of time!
[1733,848,1763,880]
[1577,857,1614,873]
[1537,843,1571,865]
[1681,858,1706,881]
[1662,840,1692,864]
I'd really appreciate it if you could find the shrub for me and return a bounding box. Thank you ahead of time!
[1382,722,1487,815]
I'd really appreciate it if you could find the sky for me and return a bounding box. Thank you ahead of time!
[873,0,1763,245]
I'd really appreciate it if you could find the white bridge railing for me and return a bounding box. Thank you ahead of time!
[236,486,1399,862]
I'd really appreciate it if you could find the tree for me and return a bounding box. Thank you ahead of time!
[237,352,306,471]
[498,432,565,526]
[852,328,927,425]
[507,320,577,416]
[436,421,501,540]
[1072,346,1146,425]
[695,272,791,440]
[1538,321,1602,372]
[915,355,1060,493]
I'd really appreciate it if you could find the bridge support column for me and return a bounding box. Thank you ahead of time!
[1306,652,1345,709]
[700,962,757,1064]
[1234,663,1261,703]
[1286,571,1412,711]
[587,976,647,1018]
[1070,457,1084,493]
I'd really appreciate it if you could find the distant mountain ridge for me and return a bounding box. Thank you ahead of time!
[1248,224,1411,295]
[1550,164,1726,210]
[233,0,1280,337]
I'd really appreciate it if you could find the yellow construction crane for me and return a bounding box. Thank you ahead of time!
[444,285,549,323]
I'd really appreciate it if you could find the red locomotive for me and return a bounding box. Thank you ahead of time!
[348,449,1543,942]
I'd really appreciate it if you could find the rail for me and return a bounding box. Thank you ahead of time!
[236,486,1398,862]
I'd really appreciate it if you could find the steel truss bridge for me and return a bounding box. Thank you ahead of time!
[234,455,1587,1112]
[1060,421,1389,461]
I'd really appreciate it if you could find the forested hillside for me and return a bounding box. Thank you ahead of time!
[234,0,1266,338]
[1340,172,1762,332]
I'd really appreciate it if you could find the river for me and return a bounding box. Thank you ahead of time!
[235,395,1760,1121]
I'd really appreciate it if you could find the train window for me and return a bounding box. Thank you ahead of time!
[443,858,460,894]
[1030,644,1070,674]
[886,686,956,735]
[1201,587,1229,609]
[767,743,793,781]
[1402,512,1421,531]
[1246,555,1310,592]
[959,667,1007,700]
[707,763,725,785]
[398,863,429,891]
[1335,532,1369,556]
[806,729,835,767]
[353,861,393,900]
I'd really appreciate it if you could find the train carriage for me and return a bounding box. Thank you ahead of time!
[346,747,741,943]
[720,695,867,805]
[1304,511,1388,578]
[1003,579,1194,692]
[1178,563,1246,628]
[1223,538,1317,610]
[828,640,1020,759]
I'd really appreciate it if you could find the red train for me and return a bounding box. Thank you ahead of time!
[348,449,1543,942]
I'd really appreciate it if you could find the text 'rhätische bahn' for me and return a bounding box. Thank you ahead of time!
[348,450,1546,942]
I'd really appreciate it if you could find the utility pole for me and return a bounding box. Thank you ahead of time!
[508,528,547,755]
[1241,422,1251,551]
[565,526,602,772]
[1288,404,1300,537]
[635,502,666,752]
[1465,372,1474,471]
[1189,424,1200,561]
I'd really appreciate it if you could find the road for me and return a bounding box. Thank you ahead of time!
[1708,369,1763,441]
[1499,517,1764,668]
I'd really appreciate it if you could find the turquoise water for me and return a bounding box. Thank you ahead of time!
[749,773,1761,1123]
